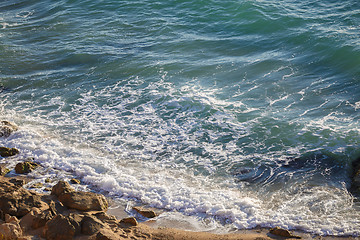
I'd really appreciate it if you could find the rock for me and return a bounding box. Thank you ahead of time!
[0,177,47,217]
[269,227,301,239]
[15,161,39,174]
[0,121,18,138]
[351,157,360,192]
[9,178,26,186]
[0,222,23,240]
[0,147,19,157]
[44,214,81,240]
[94,212,117,222]
[32,210,54,229]
[51,180,75,197]
[0,166,10,176]
[45,178,51,183]
[133,206,157,218]
[5,214,19,224]
[31,182,44,188]
[81,215,106,235]
[58,191,108,211]
[120,217,138,227]
[70,178,80,184]
[96,230,122,240]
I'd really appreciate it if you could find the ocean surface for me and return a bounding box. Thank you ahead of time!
[1,0,360,236]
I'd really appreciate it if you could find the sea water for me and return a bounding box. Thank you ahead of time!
[0,0,359,236]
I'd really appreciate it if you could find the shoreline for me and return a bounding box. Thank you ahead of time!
[0,173,358,240]
[0,122,359,239]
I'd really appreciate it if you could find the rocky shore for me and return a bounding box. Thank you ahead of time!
[0,121,359,240]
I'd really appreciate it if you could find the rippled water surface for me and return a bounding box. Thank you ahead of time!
[1,0,360,236]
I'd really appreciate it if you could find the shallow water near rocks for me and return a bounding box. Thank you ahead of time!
[0,0,360,236]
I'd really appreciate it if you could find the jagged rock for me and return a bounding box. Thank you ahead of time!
[94,212,117,222]
[81,215,107,235]
[70,178,80,184]
[15,161,39,174]
[0,147,19,157]
[44,214,81,240]
[0,121,18,138]
[269,227,301,239]
[51,180,75,197]
[120,217,138,226]
[133,206,157,218]
[58,191,108,211]
[9,178,26,186]
[0,166,10,176]
[32,210,54,229]
[51,180,108,211]
[0,177,48,217]
[0,222,23,239]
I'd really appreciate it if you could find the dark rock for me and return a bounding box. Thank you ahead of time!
[15,161,39,174]
[58,191,108,211]
[81,215,106,235]
[133,206,157,218]
[70,178,80,184]
[31,182,43,188]
[0,177,48,217]
[269,227,301,239]
[120,217,138,227]
[0,121,18,138]
[351,157,360,192]
[9,178,25,186]
[0,147,19,157]
[44,214,81,240]
[51,180,75,197]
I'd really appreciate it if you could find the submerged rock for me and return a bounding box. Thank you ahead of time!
[70,178,80,184]
[0,147,19,157]
[351,157,360,192]
[0,121,18,138]
[15,161,39,174]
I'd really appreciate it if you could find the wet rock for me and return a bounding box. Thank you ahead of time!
[70,178,80,184]
[133,206,157,218]
[9,178,26,186]
[58,191,108,211]
[0,177,47,217]
[0,166,10,176]
[44,214,81,240]
[51,180,75,197]
[81,215,107,235]
[351,157,360,192]
[15,161,39,174]
[31,182,43,188]
[120,217,138,227]
[269,227,301,239]
[0,147,19,157]
[0,121,18,138]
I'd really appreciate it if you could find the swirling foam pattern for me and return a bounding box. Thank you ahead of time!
[0,0,359,236]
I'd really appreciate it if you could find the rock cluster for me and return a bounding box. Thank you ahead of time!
[0,177,139,240]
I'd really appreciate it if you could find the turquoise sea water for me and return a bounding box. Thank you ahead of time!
[1,0,360,236]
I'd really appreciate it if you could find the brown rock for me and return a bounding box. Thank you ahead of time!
[96,230,122,240]
[133,206,157,218]
[81,215,106,235]
[58,191,108,211]
[0,121,18,138]
[51,180,75,197]
[9,178,26,186]
[120,217,138,227]
[269,227,301,239]
[0,222,23,239]
[15,161,39,174]
[0,147,19,157]
[0,177,48,217]
[44,214,81,240]
[32,210,54,229]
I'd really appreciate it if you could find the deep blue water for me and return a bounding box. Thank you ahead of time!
[1,0,360,236]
